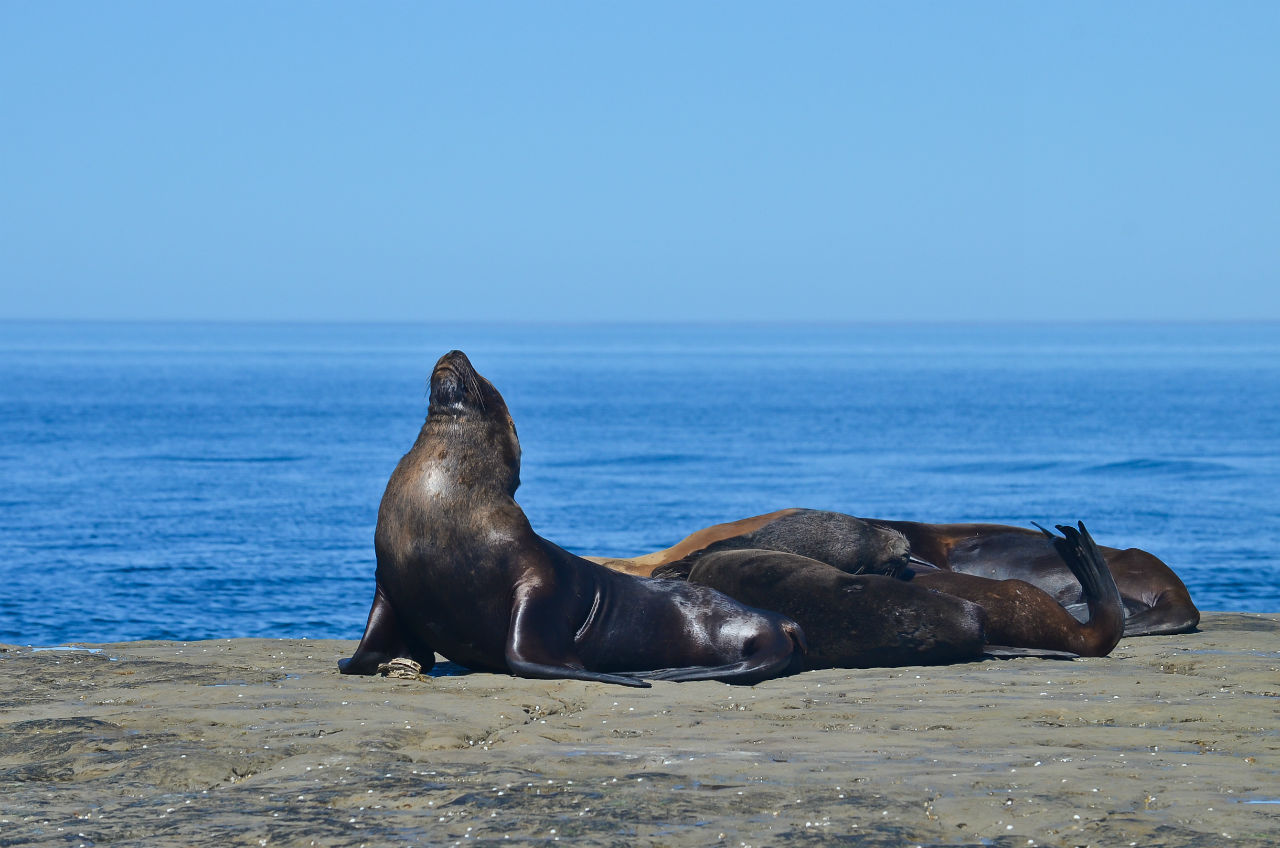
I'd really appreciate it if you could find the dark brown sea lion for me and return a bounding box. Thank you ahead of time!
[661,549,989,669]
[908,523,1124,656]
[654,520,1123,658]
[861,518,1198,637]
[598,508,1198,636]
[339,351,805,688]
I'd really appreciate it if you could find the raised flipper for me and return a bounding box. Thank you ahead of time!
[339,582,434,675]
[1034,521,1125,656]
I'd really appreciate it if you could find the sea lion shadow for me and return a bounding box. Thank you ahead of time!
[427,661,474,678]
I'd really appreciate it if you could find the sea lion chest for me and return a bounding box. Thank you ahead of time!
[373,457,540,669]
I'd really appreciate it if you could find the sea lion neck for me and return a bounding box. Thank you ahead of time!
[412,414,521,498]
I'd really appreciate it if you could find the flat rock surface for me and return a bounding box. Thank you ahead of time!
[2,612,1277,847]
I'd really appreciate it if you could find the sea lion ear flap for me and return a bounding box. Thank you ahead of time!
[505,414,523,491]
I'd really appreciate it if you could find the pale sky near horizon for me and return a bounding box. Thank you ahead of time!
[2,2,1277,323]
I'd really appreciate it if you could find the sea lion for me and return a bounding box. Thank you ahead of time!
[663,549,989,669]
[908,523,1124,656]
[654,520,1123,658]
[587,509,811,577]
[339,351,805,688]
[601,507,934,578]
[588,508,936,578]
[599,509,1198,636]
[861,518,1198,637]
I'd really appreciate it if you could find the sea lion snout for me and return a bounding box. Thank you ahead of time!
[429,350,483,411]
[434,349,473,372]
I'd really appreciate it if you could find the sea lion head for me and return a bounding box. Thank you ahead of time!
[867,526,914,576]
[860,526,942,579]
[429,350,508,414]
[425,350,522,493]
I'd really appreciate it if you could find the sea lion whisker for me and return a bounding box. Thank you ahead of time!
[464,368,486,412]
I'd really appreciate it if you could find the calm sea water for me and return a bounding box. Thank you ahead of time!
[1,321,1277,645]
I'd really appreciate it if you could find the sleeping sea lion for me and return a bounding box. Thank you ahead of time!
[597,508,1198,636]
[654,520,1123,658]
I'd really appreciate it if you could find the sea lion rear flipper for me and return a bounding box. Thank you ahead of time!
[1049,521,1125,655]
[339,582,433,675]
[1120,603,1202,637]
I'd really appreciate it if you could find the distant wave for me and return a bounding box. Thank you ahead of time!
[1084,458,1238,477]
[544,452,706,468]
[930,460,1066,475]
[143,454,308,464]
[929,457,1241,478]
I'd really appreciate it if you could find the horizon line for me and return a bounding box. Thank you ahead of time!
[4,317,1280,329]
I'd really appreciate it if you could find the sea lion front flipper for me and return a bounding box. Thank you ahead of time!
[504,586,652,688]
[338,582,433,675]
[628,658,792,684]
[504,657,652,688]
[624,618,805,685]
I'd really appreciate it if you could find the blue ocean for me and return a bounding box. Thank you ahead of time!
[1,321,1277,646]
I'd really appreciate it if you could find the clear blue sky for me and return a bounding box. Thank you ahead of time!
[2,2,1277,322]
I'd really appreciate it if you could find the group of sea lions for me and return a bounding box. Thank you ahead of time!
[339,351,1200,687]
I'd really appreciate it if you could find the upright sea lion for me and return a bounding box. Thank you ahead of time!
[339,351,805,688]
[598,509,1198,636]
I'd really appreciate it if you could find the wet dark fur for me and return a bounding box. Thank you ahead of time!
[339,351,805,687]
[646,508,1198,637]
[909,523,1124,656]
[658,519,1125,657]
[679,547,989,669]
[862,517,1199,636]
[651,509,914,579]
